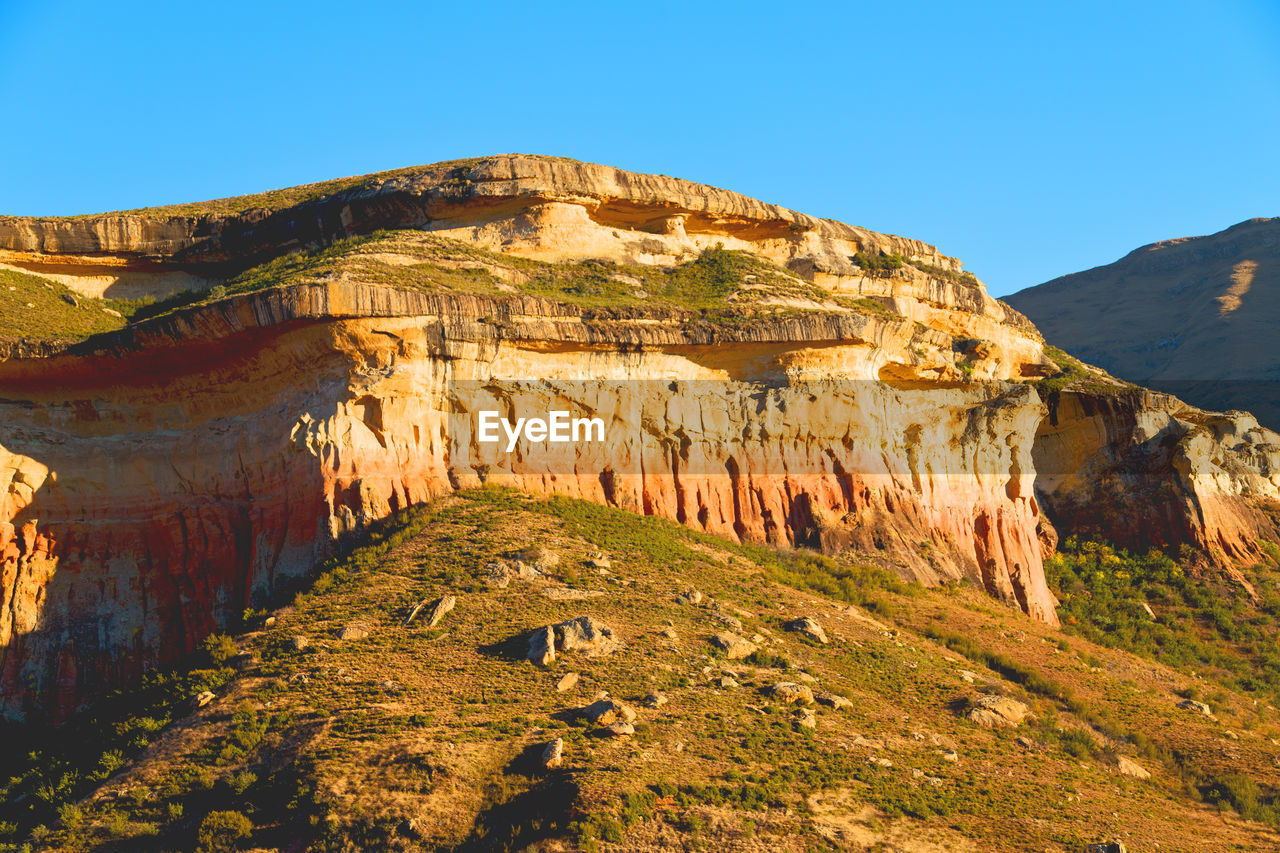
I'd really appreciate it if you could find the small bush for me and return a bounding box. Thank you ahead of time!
[201,634,239,667]
[851,251,906,277]
[196,810,253,853]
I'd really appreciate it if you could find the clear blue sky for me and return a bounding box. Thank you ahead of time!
[2,1,1277,296]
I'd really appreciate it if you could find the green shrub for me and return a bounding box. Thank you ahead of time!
[201,634,239,667]
[851,251,906,277]
[1203,773,1280,825]
[196,810,253,853]
[1048,537,1280,702]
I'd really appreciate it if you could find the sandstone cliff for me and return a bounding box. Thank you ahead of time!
[1034,386,1280,574]
[0,155,1273,720]
[1007,216,1280,427]
[0,278,1057,720]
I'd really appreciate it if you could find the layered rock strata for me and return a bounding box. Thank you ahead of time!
[0,280,1055,719]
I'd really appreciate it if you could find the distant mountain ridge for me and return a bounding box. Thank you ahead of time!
[1007,216,1280,426]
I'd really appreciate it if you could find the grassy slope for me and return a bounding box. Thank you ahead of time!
[0,268,127,344]
[7,491,1280,853]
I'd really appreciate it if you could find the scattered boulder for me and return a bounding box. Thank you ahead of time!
[528,626,556,667]
[643,691,667,709]
[718,677,740,689]
[712,611,744,631]
[482,560,512,588]
[958,670,980,684]
[426,596,457,627]
[1084,843,1128,853]
[868,756,893,768]
[406,595,456,627]
[677,589,703,606]
[711,632,757,660]
[1177,698,1213,716]
[1115,756,1151,780]
[942,749,960,763]
[263,616,277,628]
[542,588,605,601]
[768,682,815,705]
[541,738,564,770]
[555,616,622,656]
[556,672,580,692]
[528,617,622,665]
[339,623,370,641]
[583,698,637,726]
[586,552,612,569]
[192,691,215,709]
[965,694,1032,728]
[785,617,829,644]
[516,546,560,571]
[659,626,678,641]
[604,721,635,738]
[814,690,852,710]
[290,635,310,652]
[794,707,817,729]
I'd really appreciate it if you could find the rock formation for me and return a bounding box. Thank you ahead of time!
[1034,386,1280,571]
[0,155,1274,720]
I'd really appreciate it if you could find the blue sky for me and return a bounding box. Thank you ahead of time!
[1,1,1277,296]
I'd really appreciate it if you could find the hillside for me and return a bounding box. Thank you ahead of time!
[3,153,1280,783]
[5,491,1280,852]
[1006,217,1280,427]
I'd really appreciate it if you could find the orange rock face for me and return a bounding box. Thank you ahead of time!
[1033,388,1280,571]
[0,283,1059,719]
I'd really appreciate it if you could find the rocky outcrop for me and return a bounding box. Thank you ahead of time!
[1033,387,1280,570]
[0,155,950,268]
[0,155,1035,363]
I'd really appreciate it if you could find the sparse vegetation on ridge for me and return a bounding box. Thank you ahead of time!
[912,261,981,286]
[113,231,903,327]
[56,158,489,220]
[850,250,906,277]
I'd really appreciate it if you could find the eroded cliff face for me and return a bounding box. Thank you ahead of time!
[0,278,1057,719]
[1033,388,1280,573]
